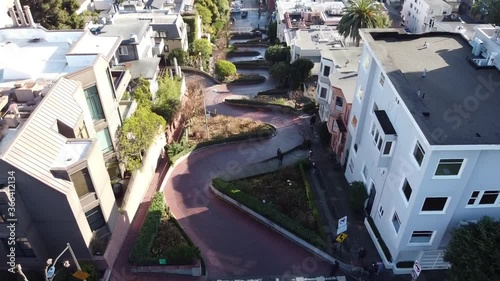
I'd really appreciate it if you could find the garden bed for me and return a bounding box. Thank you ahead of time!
[229,74,267,84]
[212,163,327,251]
[226,50,261,57]
[233,42,270,48]
[257,88,288,96]
[230,32,261,39]
[168,116,275,163]
[130,193,200,266]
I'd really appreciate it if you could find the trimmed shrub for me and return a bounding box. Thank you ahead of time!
[167,48,189,66]
[257,88,288,96]
[349,181,368,215]
[226,50,260,57]
[212,178,328,251]
[215,60,237,81]
[229,75,266,84]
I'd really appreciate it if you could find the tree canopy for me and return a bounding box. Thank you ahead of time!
[265,45,291,64]
[471,0,500,25]
[269,62,290,88]
[289,58,314,90]
[215,60,237,80]
[444,216,500,281]
[192,39,213,58]
[338,0,391,46]
[152,76,182,123]
[267,22,278,44]
[20,0,86,30]
[168,48,189,66]
[117,106,166,171]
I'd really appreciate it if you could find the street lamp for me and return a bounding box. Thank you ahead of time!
[45,243,85,281]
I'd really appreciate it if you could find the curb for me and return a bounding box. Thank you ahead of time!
[209,184,353,271]
[159,123,278,192]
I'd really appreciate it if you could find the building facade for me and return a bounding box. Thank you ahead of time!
[345,28,500,271]
[401,0,451,33]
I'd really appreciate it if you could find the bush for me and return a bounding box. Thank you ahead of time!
[302,101,317,113]
[367,216,393,261]
[349,181,368,215]
[212,178,328,251]
[224,98,295,111]
[215,60,237,80]
[167,48,189,66]
[183,16,197,46]
[233,60,272,68]
[229,75,266,84]
[257,89,288,96]
[265,45,291,64]
[192,39,213,58]
[226,50,260,57]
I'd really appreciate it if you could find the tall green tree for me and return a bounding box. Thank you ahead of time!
[192,39,213,58]
[117,106,166,171]
[152,76,182,123]
[267,22,278,44]
[269,62,290,87]
[337,0,389,46]
[289,58,314,90]
[21,0,85,30]
[265,45,291,64]
[195,3,213,25]
[167,48,189,66]
[471,0,500,24]
[444,216,500,281]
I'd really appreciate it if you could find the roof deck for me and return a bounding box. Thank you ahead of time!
[363,29,500,145]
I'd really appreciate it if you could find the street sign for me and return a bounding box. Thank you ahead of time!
[413,261,421,276]
[159,259,167,265]
[47,267,55,278]
[337,216,348,235]
[336,233,348,243]
[73,271,90,280]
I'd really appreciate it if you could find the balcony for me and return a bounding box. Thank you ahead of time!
[111,69,131,101]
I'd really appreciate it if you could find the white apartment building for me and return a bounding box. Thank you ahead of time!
[401,0,452,33]
[345,28,500,272]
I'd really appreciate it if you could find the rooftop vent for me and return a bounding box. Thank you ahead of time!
[29,38,41,43]
[129,33,138,43]
[476,132,481,137]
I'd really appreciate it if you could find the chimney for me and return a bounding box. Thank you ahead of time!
[23,5,35,27]
[8,8,19,27]
[14,0,27,27]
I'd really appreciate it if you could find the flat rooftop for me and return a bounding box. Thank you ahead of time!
[322,48,362,103]
[67,31,121,61]
[295,28,344,50]
[99,19,151,44]
[364,29,500,145]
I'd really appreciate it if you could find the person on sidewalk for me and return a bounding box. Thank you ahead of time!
[330,260,340,276]
[310,115,316,133]
[278,152,284,166]
[375,260,384,275]
[358,247,367,266]
[277,148,282,158]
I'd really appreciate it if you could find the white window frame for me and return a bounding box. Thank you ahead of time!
[420,197,450,214]
[335,96,343,111]
[319,87,327,99]
[382,141,394,156]
[392,211,401,233]
[433,159,465,179]
[408,231,435,245]
[466,190,500,207]
[323,65,331,77]
[119,46,128,56]
[412,140,425,167]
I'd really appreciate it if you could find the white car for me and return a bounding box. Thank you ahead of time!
[253,56,265,61]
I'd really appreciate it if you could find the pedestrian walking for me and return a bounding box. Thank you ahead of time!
[277,148,282,158]
[308,150,313,161]
[310,115,316,133]
[358,247,367,266]
[375,260,384,275]
[330,260,340,276]
[278,153,284,166]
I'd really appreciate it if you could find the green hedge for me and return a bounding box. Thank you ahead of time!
[299,163,327,242]
[229,75,267,84]
[233,42,270,47]
[169,124,275,164]
[257,88,288,96]
[226,50,261,57]
[130,193,167,264]
[367,216,393,262]
[183,16,197,48]
[224,99,297,112]
[212,178,328,251]
[233,60,272,67]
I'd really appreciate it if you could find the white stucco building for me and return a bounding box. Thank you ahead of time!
[345,28,500,272]
[401,0,452,33]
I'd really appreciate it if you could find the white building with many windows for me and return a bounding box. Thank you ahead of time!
[345,28,500,272]
[401,0,451,33]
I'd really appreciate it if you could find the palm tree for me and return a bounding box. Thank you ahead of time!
[338,0,390,46]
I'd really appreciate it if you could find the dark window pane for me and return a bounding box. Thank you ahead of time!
[422,197,447,211]
[413,142,424,166]
[383,141,392,155]
[403,180,412,201]
[70,168,95,198]
[84,86,105,121]
[86,206,106,232]
[479,191,499,205]
[435,159,463,176]
[323,66,330,76]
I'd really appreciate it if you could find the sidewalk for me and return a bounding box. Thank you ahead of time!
[307,124,448,281]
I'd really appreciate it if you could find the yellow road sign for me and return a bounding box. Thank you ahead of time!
[336,233,348,243]
[73,270,90,280]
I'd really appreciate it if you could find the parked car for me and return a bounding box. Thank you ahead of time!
[242,11,248,18]
[253,56,265,61]
[252,30,262,36]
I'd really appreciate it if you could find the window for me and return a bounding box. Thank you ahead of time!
[357,86,364,100]
[106,70,116,99]
[383,141,393,155]
[378,206,384,217]
[402,179,412,201]
[70,168,95,198]
[480,191,499,204]
[56,120,75,138]
[413,141,425,166]
[320,87,327,99]
[410,3,413,7]
[335,97,343,110]
[97,128,114,153]
[379,72,385,87]
[468,190,500,206]
[435,159,464,176]
[362,165,368,180]
[348,159,354,173]
[118,46,128,56]
[467,191,480,205]
[323,65,331,77]
[372,126,382,150]
[164,45,169,52]
[86,206,107,233]
[351,115,357,129]
[159,31,167,38]
[77,122,89,138]
[353,143,358,152]
[421,197,448,212]
[409,231,433,244]
[2,237,36,257]
[392,212,401,233]
[84,86,105,121]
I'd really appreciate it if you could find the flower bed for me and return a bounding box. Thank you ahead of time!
[212,163,327,251]
[130,193,200,266]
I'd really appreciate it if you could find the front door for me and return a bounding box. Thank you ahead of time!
[365,182,376,216]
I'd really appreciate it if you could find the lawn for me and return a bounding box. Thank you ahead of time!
[232,164,319,233]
